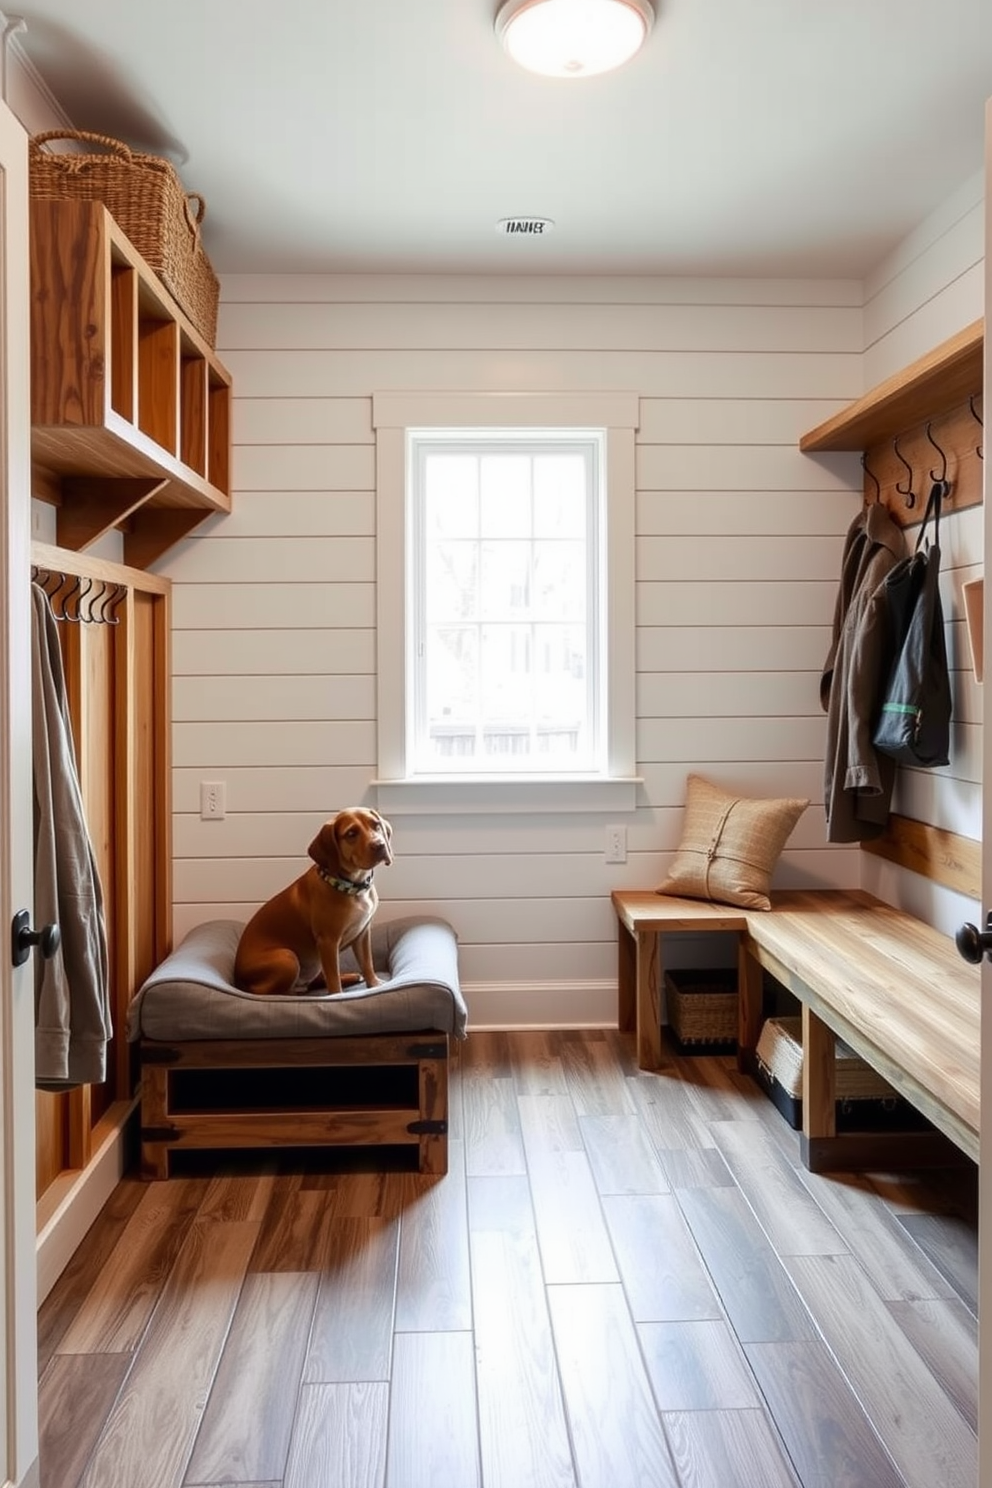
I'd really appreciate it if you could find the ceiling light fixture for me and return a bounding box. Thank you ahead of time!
[495,0,654,79]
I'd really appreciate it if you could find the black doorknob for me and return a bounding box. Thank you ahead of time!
[11,909,61,968]
[955,914,992,964]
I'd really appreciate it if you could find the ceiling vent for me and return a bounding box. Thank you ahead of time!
[496,217,555,236]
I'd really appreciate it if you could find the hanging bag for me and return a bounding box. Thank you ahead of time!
[872,480,952,768]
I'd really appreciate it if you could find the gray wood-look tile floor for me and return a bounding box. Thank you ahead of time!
[37,1029,979,1488]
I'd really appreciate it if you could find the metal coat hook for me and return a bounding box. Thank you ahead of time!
[893,435,916,510]
[925,421,948,486]
[970,394,983,460]
[861,452,881,504]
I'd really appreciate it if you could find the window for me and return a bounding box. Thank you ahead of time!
[411,430,603,774]
[373,393,639,812]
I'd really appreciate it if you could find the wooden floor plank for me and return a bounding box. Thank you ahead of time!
[463,1073,527,1177]
[886,1297,978,1434]
[745,1339,906,1488]
[559,1031,636,1115]
[796,1166,960,1302]
[578,1112,672,1196]
[517,1093,584,1154]
[249,1183,334,1272]
[896,1212,979,1315]
[461,1029,515,1077]
[386,1332,481,1488]
[78,1220,260,1488]
[38,1177,148,1371]
[394,1142,471,1331]
[656,1146,735,1190]
[57,1180,208,1355]
[638,1320,761,1411]
[710,1119,849,1257]
[325,1170,406,1218]
[601,1194,722,1322]
[469,1175,576,1488]
[524,1147,619,1284]
[628,1068,718,1151]
[195,1166,278,1223]
[305,1216,399,1383]
[283,1382,388,1488]
[662,1408,801,1488]
[784,1251,977,1488]
[185,1270,319,1484]
[676,1186,819,1343]
[511,1030,569,1095]
[38,1352,131,1488]
[547,1283,679,1488]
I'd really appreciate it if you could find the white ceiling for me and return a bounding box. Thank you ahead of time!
[11,0,992,279]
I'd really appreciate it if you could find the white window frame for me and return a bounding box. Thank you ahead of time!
[372,392,640,813]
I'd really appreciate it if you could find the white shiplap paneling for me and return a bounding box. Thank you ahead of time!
[165,259,977,1010]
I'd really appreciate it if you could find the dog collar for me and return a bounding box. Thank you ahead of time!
[317,866,373,895]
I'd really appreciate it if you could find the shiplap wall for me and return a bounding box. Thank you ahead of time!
[859,169,985,936]
[157,275,870,1024]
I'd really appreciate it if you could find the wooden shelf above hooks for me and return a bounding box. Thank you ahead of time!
[800,319,983,452]
[800,319,984,528]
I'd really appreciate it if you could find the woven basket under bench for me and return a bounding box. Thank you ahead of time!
[129,916,466,1178]
[665,968,738,1051]
[753,1015,931,1133]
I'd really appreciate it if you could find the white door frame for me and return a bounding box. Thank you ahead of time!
[979,94,992,1488]
[0,93,39,1488]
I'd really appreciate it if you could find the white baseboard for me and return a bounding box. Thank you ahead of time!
[464,979,618,1030]
[36,1102,135,1304]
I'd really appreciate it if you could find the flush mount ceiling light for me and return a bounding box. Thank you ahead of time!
[495,0,654,78]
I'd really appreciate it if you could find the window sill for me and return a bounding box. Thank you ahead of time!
[371,775,642,815]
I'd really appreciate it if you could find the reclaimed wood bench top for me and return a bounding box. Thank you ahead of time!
[611,886,980,1157]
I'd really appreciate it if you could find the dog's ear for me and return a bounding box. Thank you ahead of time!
[308,818,341,871]
[373,810,394,865]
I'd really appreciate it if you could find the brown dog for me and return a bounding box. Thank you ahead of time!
[234,808,393,996]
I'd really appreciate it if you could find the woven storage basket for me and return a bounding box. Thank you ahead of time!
[29,130,219,347]
[664,969,737,1052]
[753,1015,927,1132]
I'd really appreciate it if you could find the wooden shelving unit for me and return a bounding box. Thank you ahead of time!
[29,197,232,568]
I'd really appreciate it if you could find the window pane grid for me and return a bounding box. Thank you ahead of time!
[412,432,602,774]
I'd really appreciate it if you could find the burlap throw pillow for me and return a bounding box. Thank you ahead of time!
[657,774,809,911]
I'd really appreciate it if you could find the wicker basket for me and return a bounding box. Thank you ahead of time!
[29,130,219,347]
[753,1015,926,1132]
[664,969,737,1051]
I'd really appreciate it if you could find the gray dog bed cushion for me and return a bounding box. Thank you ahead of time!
[128,915,467,1042]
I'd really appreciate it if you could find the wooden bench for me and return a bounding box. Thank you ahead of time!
[612,887,980,1171]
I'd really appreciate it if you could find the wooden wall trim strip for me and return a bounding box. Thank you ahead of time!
[30,539,170,595]
[861,813,981,899]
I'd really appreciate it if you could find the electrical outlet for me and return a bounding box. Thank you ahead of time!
[606,824,627,863]
[200,781,226,821]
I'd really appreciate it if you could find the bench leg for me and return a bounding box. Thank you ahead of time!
[737,941,763,1072]
[801,1004,837,1146]
[635,931,663,1072]
[617,917,636,1034]
[616,917,662,1071]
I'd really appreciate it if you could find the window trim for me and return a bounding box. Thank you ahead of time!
[372,391,641,813]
